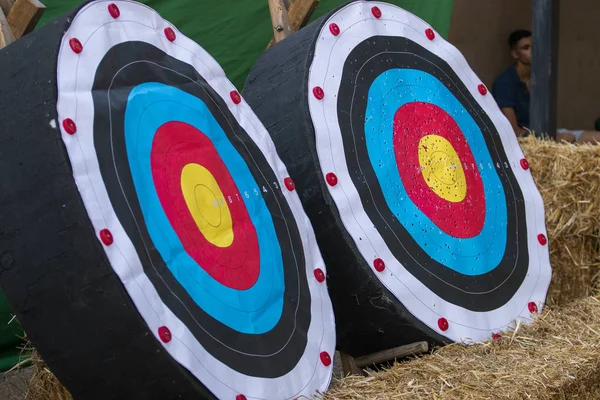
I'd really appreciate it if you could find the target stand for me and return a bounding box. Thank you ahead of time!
[0,1,336,399]
[243,0,552,357]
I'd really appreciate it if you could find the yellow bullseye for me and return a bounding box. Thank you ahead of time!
[418,135,467,202]
[180,163,234,247]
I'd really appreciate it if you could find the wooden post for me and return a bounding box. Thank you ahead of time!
[7,0,45,39]
[339,342,429,376]
[267,0,319,49]
[0,0,14,16]
[0,7,15,48]
[268,0,292,44]
[530,0,559,140]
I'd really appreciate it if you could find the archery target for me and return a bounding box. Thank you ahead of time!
[306,0,551,343]
[54,0,334,398]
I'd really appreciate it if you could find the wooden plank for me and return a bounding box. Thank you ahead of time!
[282,0,293,8]
[530,0,559,140]
[354,341,429,368]
[268,0,292,44]
[7,0,45,39]
[267,0,319,49]
[0,6,15,48]
[0,0,14,16]
[339,351,367,377]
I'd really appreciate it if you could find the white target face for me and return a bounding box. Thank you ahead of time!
[306,0,551,343]
[55,0,335,398]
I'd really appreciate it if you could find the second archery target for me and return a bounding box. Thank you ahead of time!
[243,0,551,356]
[0,1,335,399]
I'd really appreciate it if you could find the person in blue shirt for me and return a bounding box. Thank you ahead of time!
[492,29,600,144]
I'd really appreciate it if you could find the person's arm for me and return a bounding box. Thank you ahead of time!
[499,107,529,137]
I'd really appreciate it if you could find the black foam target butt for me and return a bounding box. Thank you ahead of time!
[0,5,215,400]
[242,8,449,357]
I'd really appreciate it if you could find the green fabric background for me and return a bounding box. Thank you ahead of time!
[36,0,454,88]
[0,0,454,371]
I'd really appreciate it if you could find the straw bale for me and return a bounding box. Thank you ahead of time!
[323,295,600,400]
[518,137,600,305]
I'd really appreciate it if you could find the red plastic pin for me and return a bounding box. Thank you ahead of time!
[373,258,385,272]
[314,268,325,283]
[69,38,83,54]
[62,118,77,135]
[528,301,538,313]
[230,90,242,105]
[478,84,488,95]
[284,177,295,191]
[326,172,338,186]
[520,158,530,170]
[312,86,324,100]
[492,332,502,341]
[158,326,172,343]
[236,395,247,400]
[99,229,113,246]
[371,6,382,18]
[329,23,340,36]
[320,351,331,366]
[438,317,449,331]
[164,27,176,42]
[425,28,435,40]
[108,3,120,18]
[537,234,547,246]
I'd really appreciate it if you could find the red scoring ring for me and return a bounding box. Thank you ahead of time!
[108,3,120,18]
[394,102,486,238]
[151,122,260,290]
[329,23,340,36]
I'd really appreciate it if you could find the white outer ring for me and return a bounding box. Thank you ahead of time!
[307,0,551,343]
[55,1,335,399]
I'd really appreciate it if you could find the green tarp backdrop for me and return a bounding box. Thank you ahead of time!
[0,0,454,372]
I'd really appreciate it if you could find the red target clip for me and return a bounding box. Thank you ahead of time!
[69,38,83,54]
[438,317,449,331]
[371,6,382,18]
[320,351,331,366]
[158,326,172,343]
[164,27,176,42]
[329,23,340,36]
[108,3,120,18]
[425,28,435,40]
[528,302,538,313]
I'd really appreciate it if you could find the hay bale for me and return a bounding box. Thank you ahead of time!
[324,295,600,400]
[519,137,600,305]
